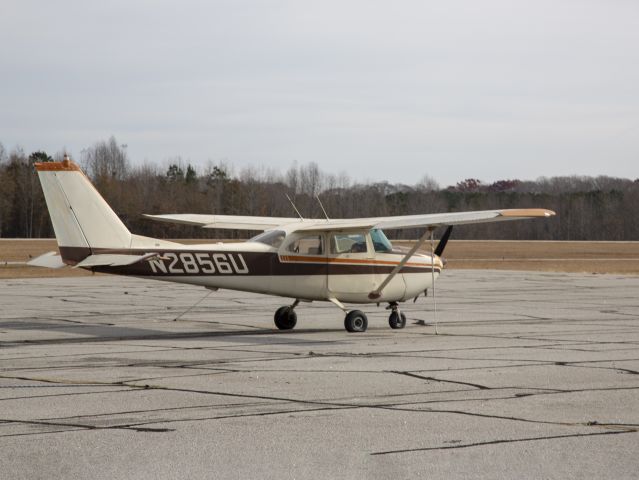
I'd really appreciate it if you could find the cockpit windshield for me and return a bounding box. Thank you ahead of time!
[249,230,286,248]
[370,229,393,253]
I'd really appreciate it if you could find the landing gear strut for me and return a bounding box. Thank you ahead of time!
[274,300,299,330]
[387,302,406,329]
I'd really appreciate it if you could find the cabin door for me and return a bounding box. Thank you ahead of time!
[327,231,376,301]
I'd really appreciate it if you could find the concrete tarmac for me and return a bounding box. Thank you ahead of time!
[1,270,638,479]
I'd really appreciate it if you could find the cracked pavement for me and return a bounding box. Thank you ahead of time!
[1,270,639,479]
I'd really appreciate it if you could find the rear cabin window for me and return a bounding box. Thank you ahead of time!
[286,235,324,255]
[250,230,286,248]
[330,233,368,254]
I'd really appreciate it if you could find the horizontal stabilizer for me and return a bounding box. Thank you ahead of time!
[74,252,159,268]
[27,251,66,269]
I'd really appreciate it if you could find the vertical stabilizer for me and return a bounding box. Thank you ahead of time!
[36,157,132,255]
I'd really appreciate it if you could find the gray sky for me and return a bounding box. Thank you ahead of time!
[1,0,638,186]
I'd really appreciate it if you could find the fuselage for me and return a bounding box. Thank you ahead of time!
[66,237,442,304]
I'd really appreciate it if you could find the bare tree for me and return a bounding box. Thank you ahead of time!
[416,174,439,192]
[81,136,129,182]
[0,142,10,235]
[285,162,299,195]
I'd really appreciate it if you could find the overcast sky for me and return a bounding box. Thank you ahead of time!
[1,0,638,186]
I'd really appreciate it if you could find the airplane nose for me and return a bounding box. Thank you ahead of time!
[432,254,445,269]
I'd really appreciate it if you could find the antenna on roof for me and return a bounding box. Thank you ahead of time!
[315,194,330,221]
[285,193,304,220]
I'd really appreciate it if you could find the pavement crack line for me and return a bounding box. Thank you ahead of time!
[0,388,135,402]
[370,429,638,456]
[0,417,177,435]
[391,371,490,390]
[373,404,636,432]
[0,405,357,438]
[0,374,128,388]
[44,400,289,421]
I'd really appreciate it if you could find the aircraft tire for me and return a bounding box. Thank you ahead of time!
[274,306,297,330]
[344,310,368,333]
[389,311,406,329]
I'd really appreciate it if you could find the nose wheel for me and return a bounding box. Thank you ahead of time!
[388,302,406,329]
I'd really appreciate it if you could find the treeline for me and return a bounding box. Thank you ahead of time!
[1,137,639,241]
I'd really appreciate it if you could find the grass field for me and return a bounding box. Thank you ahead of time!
[1,238,639,278]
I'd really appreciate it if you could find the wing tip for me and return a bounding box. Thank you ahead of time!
[499,208,556,218]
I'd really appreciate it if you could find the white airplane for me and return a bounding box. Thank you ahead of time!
[29,156,555,332]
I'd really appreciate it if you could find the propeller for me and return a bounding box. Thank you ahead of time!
[434,225,454,258]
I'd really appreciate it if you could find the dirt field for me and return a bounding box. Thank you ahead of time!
[2,238,639,278]
[402,240,639,275]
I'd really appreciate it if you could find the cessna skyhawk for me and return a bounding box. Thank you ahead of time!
[29,157,555,332]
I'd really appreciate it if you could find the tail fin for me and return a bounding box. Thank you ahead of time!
[36,156,132,256]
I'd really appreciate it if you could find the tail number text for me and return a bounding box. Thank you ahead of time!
[148,252,249,275]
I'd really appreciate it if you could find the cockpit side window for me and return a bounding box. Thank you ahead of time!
[330,232,368,254]
[286,235,324,255]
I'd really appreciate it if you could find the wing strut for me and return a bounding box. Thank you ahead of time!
[368,227,436,300]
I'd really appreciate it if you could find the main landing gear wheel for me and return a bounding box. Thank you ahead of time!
[274,306,297,330]
[389,311,407,329]
[344,310,368,333]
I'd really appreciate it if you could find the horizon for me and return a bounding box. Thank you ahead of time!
[0,140,639,190]
[2,138,638,189]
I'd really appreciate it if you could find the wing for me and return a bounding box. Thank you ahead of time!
[143,213,301,231]
[144,209,554,232]
[292,208,555,232]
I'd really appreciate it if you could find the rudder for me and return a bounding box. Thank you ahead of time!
[36,156,132,254]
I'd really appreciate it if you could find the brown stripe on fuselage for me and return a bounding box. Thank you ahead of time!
[56,246,440,276]
[280,254,437,268]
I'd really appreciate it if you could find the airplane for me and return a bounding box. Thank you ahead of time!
[29,156,555,333]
